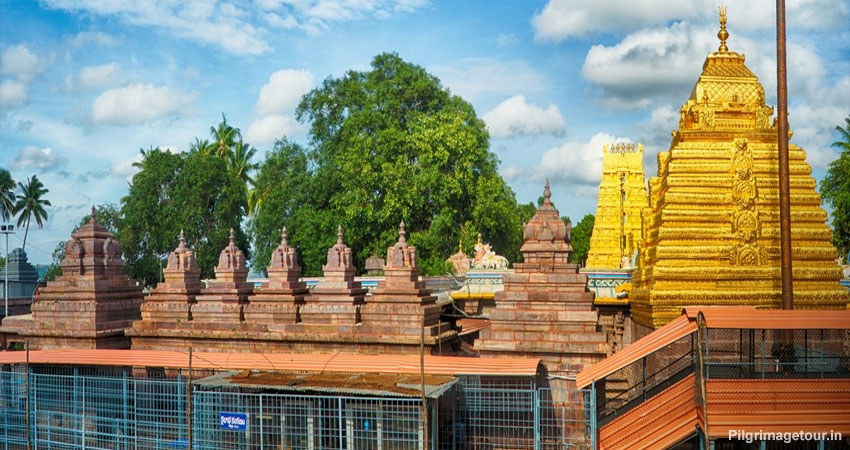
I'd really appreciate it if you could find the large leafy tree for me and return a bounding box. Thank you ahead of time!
[250,53,525,275]
[570,214,595,266]
[14,175,51,250]
[820,116,850,261]
[0,169,15,222]
[119,147,249,286]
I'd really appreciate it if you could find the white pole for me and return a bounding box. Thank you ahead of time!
[4,231,8,319]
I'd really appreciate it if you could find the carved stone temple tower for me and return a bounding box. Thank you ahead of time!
[138,230,201,324]
[1,208,144,349]
[630,11,850,330]
[243,227,308,328]
[475,182,606,385]
[586,143,648,269]
[360,221,453,345]
[191,229,253,326]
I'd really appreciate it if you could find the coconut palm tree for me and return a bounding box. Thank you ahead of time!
[832,116,850,151]
[0,169,15,222]
[229,140,258,185]
[210,114,241,160]
[190,137,216,156]
[14,175,51,250]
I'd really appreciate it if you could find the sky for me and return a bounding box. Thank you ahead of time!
[1,0,848,265]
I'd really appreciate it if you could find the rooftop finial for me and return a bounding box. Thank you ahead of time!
[398,220,407,244]
[281,226,289,245]
[458,238,463,254]
[337,225,343,244]
[543,179,552,204]
[90,205,96,224]
[229,228,235,245]
[178,229,186,247]
[717,5,729,53]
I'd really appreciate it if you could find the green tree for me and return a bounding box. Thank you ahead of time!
[249,53,525,275]
[119,147,248,286]
[229,140,258,185]
[43,240,66,282]
[14,175,51,250]
[820,116,850,261]
[0,169,15,222]
[570,214,595,266]
[190,137,215,157]
[210,114,241,160]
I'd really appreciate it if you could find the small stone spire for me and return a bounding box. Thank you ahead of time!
[398,220,407,244]
[336,225,343,245]
[281,226,289,246]
[543,179,552,205]
[90,205,96,224]
[229,228,235,246]
[458,238,463,254]
[717,5,729,53]
[178,229,186,249]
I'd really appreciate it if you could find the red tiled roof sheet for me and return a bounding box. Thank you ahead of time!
[686,306,850,329]
[0,349,541,376]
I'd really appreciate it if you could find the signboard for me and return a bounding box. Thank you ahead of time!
[220,412,248,431]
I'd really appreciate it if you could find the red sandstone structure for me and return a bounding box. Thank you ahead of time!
[131,224,456,354]
[1,208,144,349]
[475,181,608,385]
[359,221,452,343]
[243,227,307,328]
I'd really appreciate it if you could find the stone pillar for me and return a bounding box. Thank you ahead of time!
[192,229,252,327]
[360,221,451,339]
[137,230,201,325]
[300,226,366,328]
[244,227,308,329]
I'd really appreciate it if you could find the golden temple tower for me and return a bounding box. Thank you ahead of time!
[630,9,850,329]
[586,143,648,269]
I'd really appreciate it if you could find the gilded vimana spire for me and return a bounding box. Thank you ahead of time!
[629,8,850,329]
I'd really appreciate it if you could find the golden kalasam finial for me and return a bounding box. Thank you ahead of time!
[717,5,729,53]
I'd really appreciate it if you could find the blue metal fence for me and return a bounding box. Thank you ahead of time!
[0,366,595,450]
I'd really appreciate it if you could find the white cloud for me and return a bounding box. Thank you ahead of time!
[582,21,716,109]
[78,62,121,90]
[91,83,197,126]
[532,0,849,43]
[10,146,68,172]
[483,95,565,138]
[430,58,547,101]
[43,0,429,55]
[497,33,518,47]
[500,164,527,182]
[535,132,632,186]
[0,80,28,108]
[256,69,314,116]
[69,31,118,47]
[0,44,47,81]
[245,114,306,146]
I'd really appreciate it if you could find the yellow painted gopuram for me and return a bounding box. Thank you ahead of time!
[586,143,648,269]
[630,9,850,328]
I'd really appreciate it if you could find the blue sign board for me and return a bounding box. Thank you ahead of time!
[220,412,248,431]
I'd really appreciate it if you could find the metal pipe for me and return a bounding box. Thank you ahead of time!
[188,347,193,450]
[25,341,31,450]
[776,0,793,312]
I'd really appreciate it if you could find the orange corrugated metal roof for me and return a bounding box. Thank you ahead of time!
[599,374,698,450]
[578,307,850,389]
[0,349,541,376]
[686,307,850,329]
[576,314,697,389]
[457,318,490,336]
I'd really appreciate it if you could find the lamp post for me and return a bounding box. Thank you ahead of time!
[1,224,14,319]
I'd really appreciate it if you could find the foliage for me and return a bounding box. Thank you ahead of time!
[820,115,850,261]
[570,214,595,266]
[13,175,51,250]
[249,53,525,276]
[42,240,66,282]
[0,169,15,222]
[118,147,248,286]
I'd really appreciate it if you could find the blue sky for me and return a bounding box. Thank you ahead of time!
[1,0,848,265]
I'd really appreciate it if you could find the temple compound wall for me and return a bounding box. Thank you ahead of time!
[630,15,850,334]
[129,223,457,354]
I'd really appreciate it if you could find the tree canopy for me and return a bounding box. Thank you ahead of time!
[118,147,249,286]
[249,53,527,276]
[570,214,595,266]
[820,115,850,261]
[14,175,51,250]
